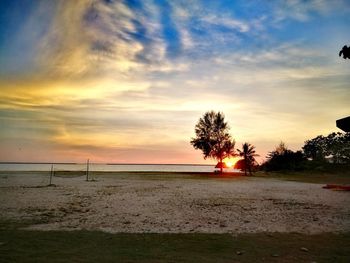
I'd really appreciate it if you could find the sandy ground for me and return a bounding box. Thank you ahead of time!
[0,172,349,234]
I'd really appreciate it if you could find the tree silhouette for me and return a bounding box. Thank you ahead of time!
[264,142,305,171]
[237,142,259,176]
[326,132,350,164]
[269,141,288,156]
[234,159,246,171]
[190,111,236,174]
[303,135,327,161]
[303,132,350,164]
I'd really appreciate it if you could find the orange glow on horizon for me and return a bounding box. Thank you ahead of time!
[226,161,233,167]
[223,157,240,168]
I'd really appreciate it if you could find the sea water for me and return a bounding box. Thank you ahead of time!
[0,163,235,173]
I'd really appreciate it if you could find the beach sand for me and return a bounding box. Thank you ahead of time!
[1,172,349,234]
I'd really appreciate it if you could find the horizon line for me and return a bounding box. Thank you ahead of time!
[0,161,216,166]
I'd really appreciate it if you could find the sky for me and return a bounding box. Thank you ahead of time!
[0,0,349,164]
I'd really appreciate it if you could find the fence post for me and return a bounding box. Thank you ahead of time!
[49,164,54,185]
[86,159,89,181]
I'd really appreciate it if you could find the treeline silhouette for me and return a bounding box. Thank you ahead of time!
[261,132,350,172]
[191,111,349,175]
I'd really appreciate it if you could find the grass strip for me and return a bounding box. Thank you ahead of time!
[0,222,349,263]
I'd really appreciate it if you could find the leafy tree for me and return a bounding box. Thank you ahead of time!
[303,132,350,164]
[339,133,350,164]
[267,141,288,159]
[302,135,327,161]
[263,142,306,171]
[234,159,245,171]
[325,132,350,164]
[190,111,236,173]
[237,142,259,176]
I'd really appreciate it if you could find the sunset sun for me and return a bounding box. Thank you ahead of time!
[223,158,240,168]
[226,161,233,168]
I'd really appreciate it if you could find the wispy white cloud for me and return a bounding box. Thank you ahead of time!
[273,0,350,22]
[202,15,250,32]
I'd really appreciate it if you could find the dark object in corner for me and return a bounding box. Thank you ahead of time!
[339,45,350,59]
[336,116,350,132]
[323,184,350,191]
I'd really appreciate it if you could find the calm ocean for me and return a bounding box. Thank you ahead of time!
[0,163,228,173]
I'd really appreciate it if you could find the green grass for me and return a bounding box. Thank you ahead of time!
[88,171,244,181]
[2,170,350,186]
[254,170,350,184]
[0,171,243,181]
[0,220,350,262]
[96,170,350,185]
[54,169,350,184]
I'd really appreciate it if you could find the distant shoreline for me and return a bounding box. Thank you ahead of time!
[0,163,221,173]
[0,162,78,165]
[0,162,214,166]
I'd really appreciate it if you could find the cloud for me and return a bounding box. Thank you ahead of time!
[202,15,250,33]
[273,0,350,22]
[36,0,138,77]
[1,0,349,163]
[2,0,348,81]
[0,1,57,77]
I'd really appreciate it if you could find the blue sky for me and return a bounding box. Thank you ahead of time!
[0,0,349,163]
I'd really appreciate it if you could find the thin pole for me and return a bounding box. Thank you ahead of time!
[86,159,89,181]
[49,164,53,185]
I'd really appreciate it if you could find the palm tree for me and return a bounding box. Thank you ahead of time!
[237,143,259,176]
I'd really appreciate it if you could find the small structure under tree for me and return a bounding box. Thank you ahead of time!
[214,161,229,173]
